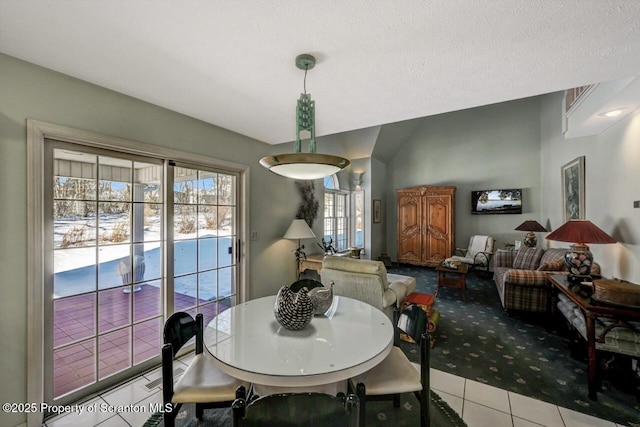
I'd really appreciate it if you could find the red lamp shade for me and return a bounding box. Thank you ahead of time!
[515,220,547,232]
[545,220,615,245]
[546,220,615,279]
[515,220,547,247]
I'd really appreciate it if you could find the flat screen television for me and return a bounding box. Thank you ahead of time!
[471,189,522,215]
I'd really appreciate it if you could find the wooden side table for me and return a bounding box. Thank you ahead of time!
[548,274,640,400]
[435,264,469,301]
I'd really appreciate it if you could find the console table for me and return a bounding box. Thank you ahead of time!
[548,274,640,400]
[299,253,325,275]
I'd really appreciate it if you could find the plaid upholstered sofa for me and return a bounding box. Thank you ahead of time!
[493,247,600,313]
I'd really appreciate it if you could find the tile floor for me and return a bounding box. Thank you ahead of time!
[32,353,628,427]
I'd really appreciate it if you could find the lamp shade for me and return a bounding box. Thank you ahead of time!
[283,219,316,240]
[546,219,615,279]
[515,220,547,248]
[515,220,547,232]
[545,220,615,244]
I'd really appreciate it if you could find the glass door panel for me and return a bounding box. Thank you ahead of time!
[51,147,163,400]
[172,166,237,323]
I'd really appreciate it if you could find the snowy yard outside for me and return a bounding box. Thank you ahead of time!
[54,213,234,300]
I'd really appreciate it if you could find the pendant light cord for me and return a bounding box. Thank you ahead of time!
[303,65,308,95]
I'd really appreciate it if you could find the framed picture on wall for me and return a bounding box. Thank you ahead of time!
[561,156,585,222]
[373,199,382,223]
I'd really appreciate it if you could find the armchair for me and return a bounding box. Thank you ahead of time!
[320,257,415,321]
[451,235,494,275]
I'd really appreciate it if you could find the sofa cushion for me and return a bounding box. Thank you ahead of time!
[513,247,544,270]
[537,258,566,271]
[322,256,388,286]
[323,256,385,274]
[539,248,568,266]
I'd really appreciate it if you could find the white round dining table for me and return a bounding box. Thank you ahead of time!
[203,295,394,390]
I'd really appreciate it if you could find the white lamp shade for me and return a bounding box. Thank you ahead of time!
[283,219,316,239]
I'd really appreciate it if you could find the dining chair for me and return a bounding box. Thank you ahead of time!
[350,312,431,427]
[162,312,248,427]
[231,386,360,427]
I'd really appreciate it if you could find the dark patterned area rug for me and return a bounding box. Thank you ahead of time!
[391,264,640,426]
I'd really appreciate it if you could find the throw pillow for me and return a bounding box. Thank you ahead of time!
[537,258,567,271]
[513,247,544,270]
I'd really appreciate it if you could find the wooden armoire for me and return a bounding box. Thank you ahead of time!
[397,185,456,267]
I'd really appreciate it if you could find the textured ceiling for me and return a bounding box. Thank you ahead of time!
[2,1,640,146]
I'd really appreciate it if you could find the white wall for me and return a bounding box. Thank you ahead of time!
[540,92,640,282]
[0,53,302,426]
[384,97,542,260]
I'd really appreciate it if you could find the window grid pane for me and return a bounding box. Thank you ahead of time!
[323,187,350,252]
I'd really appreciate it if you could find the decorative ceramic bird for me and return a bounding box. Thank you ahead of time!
[309,281,334,315]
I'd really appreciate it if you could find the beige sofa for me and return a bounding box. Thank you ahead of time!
[320,256,416,320]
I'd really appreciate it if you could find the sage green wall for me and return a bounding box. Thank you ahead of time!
[0,53,301,426]
[540,92,640,283]
[384,97,542,260]
[370,157,388,261]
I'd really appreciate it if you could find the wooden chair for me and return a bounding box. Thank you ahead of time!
[350,311,431,427]
[162,312,247,427]
[231,386,360,427]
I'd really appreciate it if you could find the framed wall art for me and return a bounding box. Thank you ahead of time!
[373,199,382,223]
[561,156,585,222]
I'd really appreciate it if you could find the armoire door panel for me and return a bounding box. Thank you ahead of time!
[397,192,423,264]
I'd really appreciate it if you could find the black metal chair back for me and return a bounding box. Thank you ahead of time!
[163,311,204,356]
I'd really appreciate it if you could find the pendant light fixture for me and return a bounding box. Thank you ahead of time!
[260,54,350,180]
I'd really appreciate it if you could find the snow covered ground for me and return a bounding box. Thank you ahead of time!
[53,213,234,300]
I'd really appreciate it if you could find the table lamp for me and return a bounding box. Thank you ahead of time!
[545,219,616,281]
[283,219,316,278]
[515,220,547,247]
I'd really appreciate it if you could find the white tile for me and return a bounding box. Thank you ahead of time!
[464,379,510,413]
[513,417,545,426]
[558,406,617,427]
[46,397,115,427]
[462,400,513,427]
[118,390,163,426]
[435,390,464,417]
[101,376,157,408]
[430,368,465,398]
[509,392,564,426]
[95,415,131,427]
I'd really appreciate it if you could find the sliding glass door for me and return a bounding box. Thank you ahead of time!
[45,141,240,406]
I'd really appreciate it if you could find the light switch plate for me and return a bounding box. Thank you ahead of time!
[634,200,640,208]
